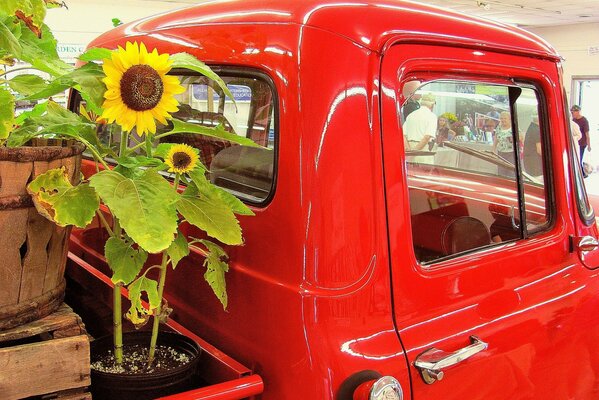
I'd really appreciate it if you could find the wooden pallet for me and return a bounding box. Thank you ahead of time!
[0,303,91,400]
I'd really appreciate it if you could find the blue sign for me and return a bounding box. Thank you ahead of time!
[192,84,252,101]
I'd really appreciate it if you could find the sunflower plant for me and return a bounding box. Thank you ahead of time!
[23,38,257,369]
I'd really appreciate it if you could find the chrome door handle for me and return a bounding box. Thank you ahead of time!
[414,336,488,384]
[571,235,599,252]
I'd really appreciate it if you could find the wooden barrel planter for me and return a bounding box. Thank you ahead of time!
[0,140,84,330]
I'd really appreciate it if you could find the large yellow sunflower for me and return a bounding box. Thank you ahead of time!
[101,41,185,135]
[165,144,199,174]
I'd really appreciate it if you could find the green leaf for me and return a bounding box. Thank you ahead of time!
[27,167,100,227]
[24,63,106,113]
[8,74,48,96]
[70,63,106,113]
[78,47,112,62]
[126,275,159,328]
[116,155,163,169]
[166,119,260,148]
[20,22,72,77]
[198,239,229,309]
[0,0,45,36]
[105,236,148,285]
[154,143,175,159]
[188,168,253,216]
[14,100,47,125]
[9,101,97,147]
[167,230,189,269]
[89,169,179,253]
[22,75,71,101]
[0,87,15,140]
[0,18,22,60]
[177,186,243,245]
[170,52,235,104]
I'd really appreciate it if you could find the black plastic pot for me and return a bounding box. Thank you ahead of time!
[90,331,201,400]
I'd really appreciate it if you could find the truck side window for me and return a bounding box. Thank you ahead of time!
[79,71,277,204]
[401,80,549,264]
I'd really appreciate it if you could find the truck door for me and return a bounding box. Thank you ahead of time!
[381,43,599,399]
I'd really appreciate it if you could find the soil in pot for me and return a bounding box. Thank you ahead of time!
[90,331,201,400]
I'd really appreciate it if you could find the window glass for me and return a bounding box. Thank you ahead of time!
[517,88,549,233]
[401,80,549,264]
[87,72,276,203]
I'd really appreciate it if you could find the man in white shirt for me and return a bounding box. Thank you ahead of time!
[403,93,437,151]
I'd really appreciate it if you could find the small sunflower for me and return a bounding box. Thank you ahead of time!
[165,144,199,174]
[101,41,185,135]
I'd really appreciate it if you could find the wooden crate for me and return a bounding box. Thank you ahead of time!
[0,303,91,400]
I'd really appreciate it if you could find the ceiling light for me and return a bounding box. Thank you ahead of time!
[477,1,491,11]
[478,0,562,15]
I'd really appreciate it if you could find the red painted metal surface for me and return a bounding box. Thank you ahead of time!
[67,1,599,399]
[157,375,264,400]
[66,251,262,398]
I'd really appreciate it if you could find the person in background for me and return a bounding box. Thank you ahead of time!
[435,115,455,146]
[403,93,437,151]
[463,113,475,136]
[482,118,498,143]
[401,80,421,121]
[451,121,469,142]
[571,105,590,177]
[493,112,514,159]
[523,115,542,178]
[486,109,500,120]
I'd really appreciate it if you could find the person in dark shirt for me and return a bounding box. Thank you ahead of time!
[523,116,542,177]
[401,80,421,121]
[571,105,590,176]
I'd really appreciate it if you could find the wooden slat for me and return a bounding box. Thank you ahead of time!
[0,335,90,400]
[19,208,55,301]
[51,390,92,400]
[0,208,28,307]
[0,304,84,343]
[44,226,69,293]
[0,160,33,197]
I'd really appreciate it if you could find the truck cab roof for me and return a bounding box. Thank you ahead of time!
[91,0,560,60]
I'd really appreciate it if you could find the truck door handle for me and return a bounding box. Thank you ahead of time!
[571,235,599,252]
[414,336,488,384]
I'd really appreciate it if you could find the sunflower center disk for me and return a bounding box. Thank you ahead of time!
[172,152,192,170]
[120,64,164,111]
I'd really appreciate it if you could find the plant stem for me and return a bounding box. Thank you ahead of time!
[148,250,169,366]
[96,211,114,237]
[114,283,124,365]
[111,130,130,365]
[145,133,153,157]
[120,130,130,158]
[147,174,180,366]
[0,66,38,78]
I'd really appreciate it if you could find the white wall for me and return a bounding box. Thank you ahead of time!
[527,23,599,101]
[44,1,193,50]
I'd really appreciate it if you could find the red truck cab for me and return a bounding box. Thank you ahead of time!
[68,1,599,399]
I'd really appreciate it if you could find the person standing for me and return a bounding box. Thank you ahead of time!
[571,105,590,175]
[403,93,437,151]
[493,111,514,176]
[523,115,542,178]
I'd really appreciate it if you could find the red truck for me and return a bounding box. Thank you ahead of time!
[66,0,599,399]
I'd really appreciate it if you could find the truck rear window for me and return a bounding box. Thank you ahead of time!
[78,69,277,204]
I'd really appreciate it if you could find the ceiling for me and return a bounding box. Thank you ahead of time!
[138,0,599,28]
[407,0,599,27]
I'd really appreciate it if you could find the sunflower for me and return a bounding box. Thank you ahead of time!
[101,41,185,135]
[165,144,199,174]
